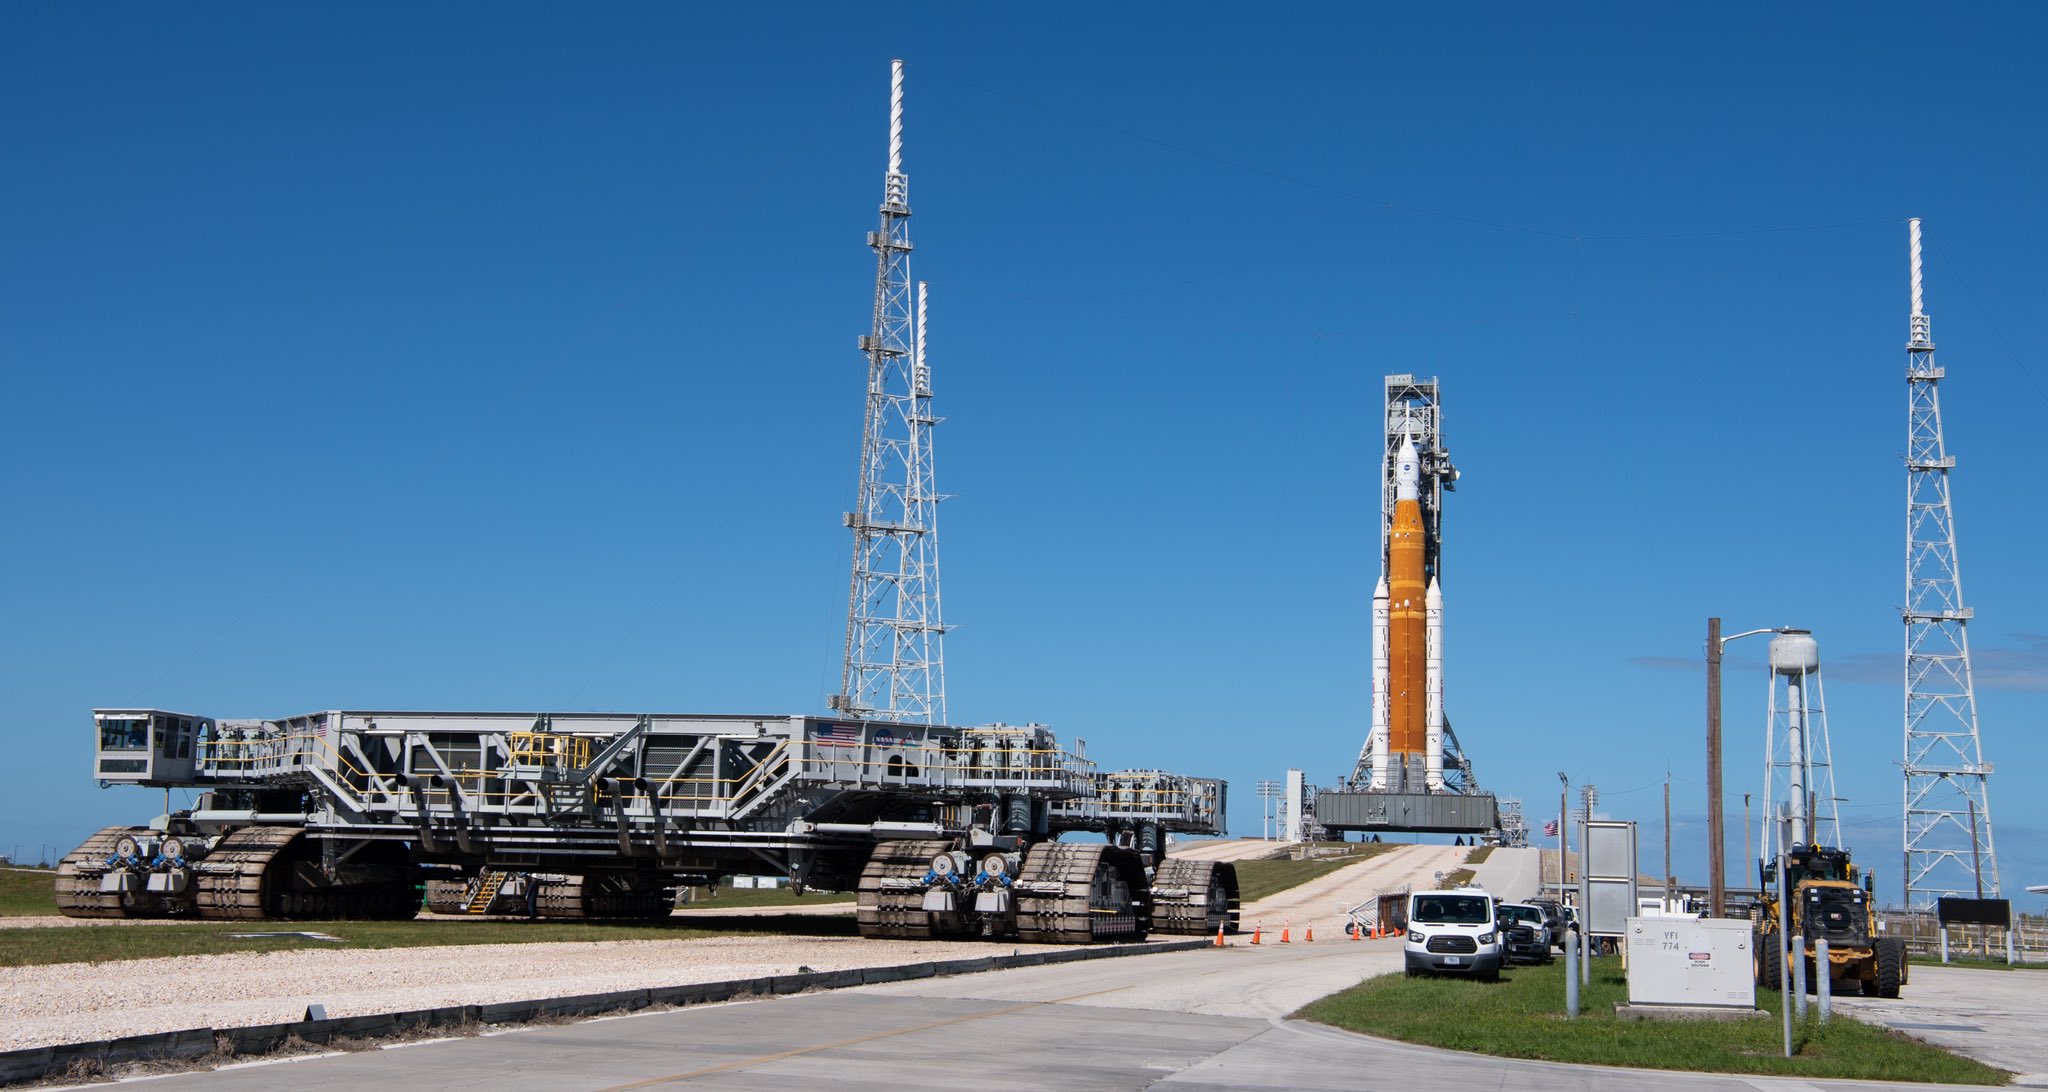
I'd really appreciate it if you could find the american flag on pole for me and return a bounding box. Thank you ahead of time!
[1543,819,1560,837]
[817,724,861,747]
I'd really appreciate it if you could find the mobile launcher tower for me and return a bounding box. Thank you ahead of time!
[1316,376,1498,836]
[50,61,1234,944]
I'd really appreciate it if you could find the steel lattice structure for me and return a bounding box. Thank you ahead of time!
[1900,217,1999,909]
[834,60,948,724]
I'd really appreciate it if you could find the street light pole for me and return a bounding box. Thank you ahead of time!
[1707,620,1789,919]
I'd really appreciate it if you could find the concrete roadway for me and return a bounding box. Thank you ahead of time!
[1831,963,2048,1085]
[1161,838,1290,863]
[1470,846,1543,904]
[122,938,1980,1091]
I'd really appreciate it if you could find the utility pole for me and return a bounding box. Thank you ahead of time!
[1556,772,1569,895]
[1663,776,1673,908]
[1706,616,1725,917]
[1742,793,1751,891]
[1579,783,1596,981]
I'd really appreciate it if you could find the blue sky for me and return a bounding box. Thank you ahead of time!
[4,5,2044,910]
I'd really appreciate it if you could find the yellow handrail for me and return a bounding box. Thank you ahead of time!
[506,731,594,769]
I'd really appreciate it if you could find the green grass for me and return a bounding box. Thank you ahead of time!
[0,913,860,969]
[1297,956,2007,1084]
[1235,843,1403,903]
[1464,846,1495,865]
[1439,868,1477,888]
[0,868,58,916]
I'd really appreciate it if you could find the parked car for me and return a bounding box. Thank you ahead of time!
[1404,887,1503,981]
[1558,904,1581,948]
[1526,898,1568,949]
[1495,902,1554,964]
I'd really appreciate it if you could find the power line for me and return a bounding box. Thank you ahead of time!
[1930,236,2048,407]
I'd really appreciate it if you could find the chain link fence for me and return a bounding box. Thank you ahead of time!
[1873,909,2046,963]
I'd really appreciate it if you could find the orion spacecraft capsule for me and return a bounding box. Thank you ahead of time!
[1369,433,1447,791]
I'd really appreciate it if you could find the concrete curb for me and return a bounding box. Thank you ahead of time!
[0,938,1211,1086]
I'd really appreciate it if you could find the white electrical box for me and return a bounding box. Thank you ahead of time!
[1624,916,1757,1008]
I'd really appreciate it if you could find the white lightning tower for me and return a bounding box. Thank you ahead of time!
[834,60,948,724]
[1901,217,1999,910]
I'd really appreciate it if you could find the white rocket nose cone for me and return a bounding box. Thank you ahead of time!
[1396,434,1420,501]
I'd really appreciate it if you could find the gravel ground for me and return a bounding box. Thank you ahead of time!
[0,915,157,929]
[0,904,857,929]
[0,934,1082,1052]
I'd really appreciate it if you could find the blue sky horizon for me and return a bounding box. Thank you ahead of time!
[4,4,2044,910]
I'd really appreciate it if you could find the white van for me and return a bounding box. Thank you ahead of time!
[1404,887,1503,980]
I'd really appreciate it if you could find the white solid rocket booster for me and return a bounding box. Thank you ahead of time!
[1369,576,1390,790]
[1424,575,1444,791]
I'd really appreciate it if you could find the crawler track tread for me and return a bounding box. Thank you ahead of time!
[191,826,303,920]
[534,873,673,920]
[53,826,147,919]
[1149,858,1240,936]
[856,840,951,939]
[424,878,469,915]
[1016,841,1148,944]
[189,827,421,920]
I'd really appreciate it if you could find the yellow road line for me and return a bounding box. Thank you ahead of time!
[592,986,1133,1090]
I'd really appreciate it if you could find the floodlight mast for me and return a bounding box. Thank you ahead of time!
[834,60,948,724]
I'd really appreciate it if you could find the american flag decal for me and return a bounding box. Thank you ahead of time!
[817,723,861,746]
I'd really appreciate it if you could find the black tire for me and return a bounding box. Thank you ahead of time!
[1758,937,1784,991]
[1876,937,1904,998]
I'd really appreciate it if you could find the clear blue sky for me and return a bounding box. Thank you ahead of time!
[4,5,2044,910]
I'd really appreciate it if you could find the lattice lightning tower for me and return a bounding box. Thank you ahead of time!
[1901,217,1999,909]
[833,60,948,724]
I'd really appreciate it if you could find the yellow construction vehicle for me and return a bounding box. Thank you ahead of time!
[1754,844,1906,998]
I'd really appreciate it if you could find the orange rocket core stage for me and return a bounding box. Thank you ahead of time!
[1387,494,1426,758]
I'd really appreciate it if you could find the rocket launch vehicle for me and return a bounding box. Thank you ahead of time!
[1370,434,1444,791]
[1365,378,1457,794]
[1322,375,1496,834]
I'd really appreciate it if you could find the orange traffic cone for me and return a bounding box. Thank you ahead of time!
[1305,925,1314,943]
[1280,921,1292,944]
[1251,924,1262,945]
[1350,922,1360,941]
[1214,924,1226,947]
